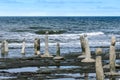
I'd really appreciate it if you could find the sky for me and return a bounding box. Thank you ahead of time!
[0,0,120,16]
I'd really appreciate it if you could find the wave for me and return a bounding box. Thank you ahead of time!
[81,32,104,36]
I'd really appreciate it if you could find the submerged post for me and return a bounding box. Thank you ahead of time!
[21,38,26,55]
[54,42,64,60]
[81,35,95,62]
[78,35,86,58]
[34,38,40,55]
[42,31,53,57]
[95,48,104,80]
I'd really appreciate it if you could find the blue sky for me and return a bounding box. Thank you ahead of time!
[0,0,120,16]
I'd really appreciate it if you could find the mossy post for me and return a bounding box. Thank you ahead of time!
[81,35,95,62]
[78,35,86,58]
[95,48,104,80]
[34,38,40,55]
[54,42,64,60]
[21,38,26,55]
[1,40,9,56]
[42,31,53,57]
[109,36,116,73]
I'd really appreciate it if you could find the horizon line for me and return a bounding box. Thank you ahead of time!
[0,15,120,17]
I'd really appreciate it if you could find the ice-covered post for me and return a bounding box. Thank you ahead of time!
[109,36,116,73]
[34,38,40,55]
[78,35,86,58]
[95,48,104,80]
[21,38,26,55]
[81,35,95,62]
[42,31,53,57]
[54,42,64,60]
[1,40,9,54]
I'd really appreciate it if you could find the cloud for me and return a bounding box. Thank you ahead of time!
[8,0,39,3]
[43,0,102,4]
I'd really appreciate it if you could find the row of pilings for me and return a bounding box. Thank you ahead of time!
[0,31,120,79]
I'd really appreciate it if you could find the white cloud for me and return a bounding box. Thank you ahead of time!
[9,0,38,3]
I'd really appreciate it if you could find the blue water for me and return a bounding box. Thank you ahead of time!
[0,16,120,57]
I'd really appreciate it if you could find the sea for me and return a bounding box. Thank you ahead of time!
[0,16,120,58]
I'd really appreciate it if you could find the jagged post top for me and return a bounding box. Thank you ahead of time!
[96,48,102,55]
[80,34,87,40]
[111,36,116,46]
[84,34,87,37]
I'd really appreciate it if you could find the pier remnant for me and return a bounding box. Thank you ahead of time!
[81,35,95,62]
[21,38,26,55]
[78,34,86,58]
[95,48,104,80]
[54,43,64,60]
[34,38,40,55]
[41,31,53,57]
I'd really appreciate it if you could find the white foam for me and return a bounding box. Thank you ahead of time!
[81,32,104,36]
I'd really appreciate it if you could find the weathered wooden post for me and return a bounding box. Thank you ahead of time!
[81,35,95,62]
[42,31,53,57]
[105,36,120,76]
[1,40,5,55]
[34,38,40,55]
[21,38,26,55]
[78,35,86,58]
[5,40,8,53]
[95,48,104,80]
[54,42,64,60]
[1,40,9,57]
[1,40,9,54]
[109,36,116,73]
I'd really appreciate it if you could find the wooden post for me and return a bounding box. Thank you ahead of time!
[34,38,40,55]
[109,36,116,73]
[1,40,8,54]
[41,31,53,57]
[45,31,49,55]
[21,38,26,55]
[1,41,5,54]
[54,43,64,60]
[56,42,60,56]
[104,36,120,76]
[81,36,95,62]
[95,48,104,80]
[1,40,8,57]
[78,35,86,58]
[4,40,8,53]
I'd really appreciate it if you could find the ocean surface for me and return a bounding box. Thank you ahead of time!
[0,16,120,57]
